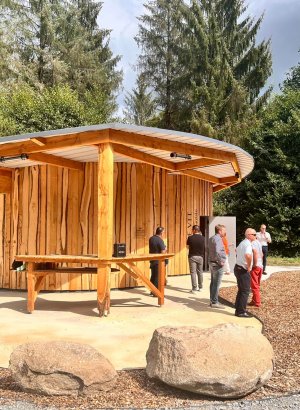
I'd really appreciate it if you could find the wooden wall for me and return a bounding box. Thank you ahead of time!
[0,163,213,290]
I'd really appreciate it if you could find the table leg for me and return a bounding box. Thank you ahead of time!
[158,260,165,306]
[27,262,35,313]
[97,266,111,317]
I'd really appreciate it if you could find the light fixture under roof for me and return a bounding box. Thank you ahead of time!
[0,153,28,162]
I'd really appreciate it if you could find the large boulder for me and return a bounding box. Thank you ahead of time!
[9,341,117,396]
[146,324,274,398]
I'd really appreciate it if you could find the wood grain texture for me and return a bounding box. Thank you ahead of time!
[0,163,213,290]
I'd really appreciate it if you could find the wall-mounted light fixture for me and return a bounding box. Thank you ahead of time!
[0,153,28,163]
[170,152,192,160]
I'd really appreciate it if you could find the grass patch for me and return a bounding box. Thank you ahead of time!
[268,255,300,266]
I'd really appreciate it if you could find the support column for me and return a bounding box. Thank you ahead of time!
[27,262,35,313]
[97,143,114,317]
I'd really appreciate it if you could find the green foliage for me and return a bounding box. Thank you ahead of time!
[135,0,272,138]
[214,89,300,255]
[267,255,300,265]
[185,0,272,141]
[135,0,191,129]
[0,84,113,137]
[123,73,157,125]
[0,0,122,111]
[282,54,300,91]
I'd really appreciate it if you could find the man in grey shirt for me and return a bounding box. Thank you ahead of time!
[208,224,227,308]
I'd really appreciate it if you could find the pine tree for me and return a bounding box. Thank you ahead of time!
[123,73,157,125]
[0,0,122,117]
[185,0,272,141]
[135,0,190,130]
[282,54,300,90]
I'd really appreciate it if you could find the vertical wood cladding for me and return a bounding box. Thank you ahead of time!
[0,163,213,290]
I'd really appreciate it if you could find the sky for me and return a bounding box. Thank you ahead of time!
[100,0,300,112]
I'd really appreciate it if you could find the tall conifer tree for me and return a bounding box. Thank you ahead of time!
[0,0,122,117]
[135,0,189,129]
[123,73,156,125]
[184,0,272,140]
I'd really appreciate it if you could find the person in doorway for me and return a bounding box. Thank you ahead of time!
[249,238,263,307]
[222,232,231,275]
[149,227,167,295]
[234,228,257,317]
[186,225,205,294]
[208,224,227,308]
[256,224,272,275]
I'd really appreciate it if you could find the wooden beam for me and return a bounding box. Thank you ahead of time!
[213,182,237,193]
[175,157,226,171]
[0,129,110,157]
[97,143,114,317]
[219,176,239,184]
[181,169,220,184]
[30,137,47,146]
[27,152,84,171]
[113,143,176,171]
[109,129,236,162]
[113,143,221,184]
[0,169,12,193]
[0,166,13,173]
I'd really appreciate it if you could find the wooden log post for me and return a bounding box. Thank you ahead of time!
[27,262,35,313]
[97,143,114,317]
[158,259,165,306]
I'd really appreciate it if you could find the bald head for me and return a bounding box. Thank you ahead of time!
[245,228,257,242]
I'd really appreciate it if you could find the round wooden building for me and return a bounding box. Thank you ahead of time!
[0,123,253,314]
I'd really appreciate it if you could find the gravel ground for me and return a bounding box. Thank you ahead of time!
[0,270,299,409]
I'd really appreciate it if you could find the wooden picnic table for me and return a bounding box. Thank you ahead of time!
[15,253,174,316]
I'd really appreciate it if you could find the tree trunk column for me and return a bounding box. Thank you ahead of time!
[97,143,114,317]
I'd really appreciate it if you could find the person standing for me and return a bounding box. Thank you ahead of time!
[256,224,272,275]
[234,228,257,317]
[208,224,227,308]
[249,239,263,307]
[149,227,166,293]
[186,225,205,294]
[222,232,231,275]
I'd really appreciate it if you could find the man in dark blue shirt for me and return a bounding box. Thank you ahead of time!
[186,225,205,293]
[149,226,166,292]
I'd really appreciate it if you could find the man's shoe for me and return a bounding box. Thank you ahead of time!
[197,288,202,292]
[263,271,268,275]
[236,312,252,318]
[210,302,225,309]
[190,289,197,294]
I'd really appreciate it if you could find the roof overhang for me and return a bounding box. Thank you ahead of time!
[0,123,254,192]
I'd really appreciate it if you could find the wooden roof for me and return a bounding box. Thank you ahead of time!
[0,123,254,192]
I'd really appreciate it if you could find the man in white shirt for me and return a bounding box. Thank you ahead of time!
[256,224,272,275]
[234,228,257,318]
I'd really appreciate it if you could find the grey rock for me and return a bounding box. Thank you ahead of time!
[146,323,274,398]
[9,341,117,396]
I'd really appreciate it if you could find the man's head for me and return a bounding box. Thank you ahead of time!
[192,225,201,234]
[260,224,266,232]
[215,224,226,237]
[245,228,257,242]
[155,226,165,236]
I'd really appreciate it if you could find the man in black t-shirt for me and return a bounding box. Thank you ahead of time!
[186,225,206,294]
[149,226,166,292]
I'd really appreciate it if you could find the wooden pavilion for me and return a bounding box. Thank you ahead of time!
[0,123,254,316]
